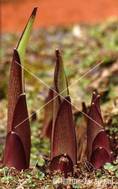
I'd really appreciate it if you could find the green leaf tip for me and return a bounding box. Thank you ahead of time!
[16,7,38,64]
[54,49,69,98]
[31,7,38,17]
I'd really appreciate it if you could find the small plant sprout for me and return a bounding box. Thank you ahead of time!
[49,50,77,177]
[3,8,37,170]
[87,91,113,169]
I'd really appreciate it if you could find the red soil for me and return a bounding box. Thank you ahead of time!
[1,0,118,33]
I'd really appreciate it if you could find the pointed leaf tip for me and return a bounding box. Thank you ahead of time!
[54,49,69,97]
[32,7,38,17]
[17,8,37,64]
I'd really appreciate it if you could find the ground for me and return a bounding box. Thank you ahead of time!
[1,0,118,32]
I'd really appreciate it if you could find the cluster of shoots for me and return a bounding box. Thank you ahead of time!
[1,8,114,177]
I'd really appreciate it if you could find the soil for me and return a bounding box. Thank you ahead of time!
[1,0,118,33]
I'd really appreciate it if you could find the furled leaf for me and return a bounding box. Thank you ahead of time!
[7,49,23,132]
[7,8,36,130]
[17,7,37,64]
[90,147,111,169]
[87,93,103,160]
[7,7,37,132]
[92,130,111,155]
[52,50,69,133]
[87,91,112,168]
[3,8,37,170]
[51,96,77,165]
[3,132,27,170]
[49,51,77,175]
[12,94,31,167]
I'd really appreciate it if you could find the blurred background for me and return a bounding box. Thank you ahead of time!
[1,0,118,32]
